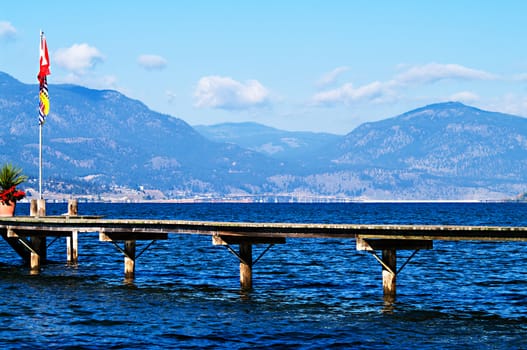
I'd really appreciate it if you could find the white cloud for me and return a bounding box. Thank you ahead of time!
[0,21,16,39]
[312,81,395,106]
[138,54,168,70]
[317,66,350,86]
[513,73,527,81]
[194,76,270,110]
[449,91,480,103]
[59,72,118,90]
[312,62,497,107]
[396,63,496,84]
[166,90,177,103]
[54,43,104,74]
[487,94,527,117]
[97,74,118,88]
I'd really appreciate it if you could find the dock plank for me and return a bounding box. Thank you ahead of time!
[1,217,527,241]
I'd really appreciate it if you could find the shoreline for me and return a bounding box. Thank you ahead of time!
[18,197,521,204]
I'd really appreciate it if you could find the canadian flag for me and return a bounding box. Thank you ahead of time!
[39,32,50,79]
[38,32,50,125]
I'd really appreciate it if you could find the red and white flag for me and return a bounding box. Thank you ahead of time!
[39,32,50,78]
[38,32,50,125]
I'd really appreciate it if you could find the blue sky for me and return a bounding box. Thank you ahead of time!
[1,1,527,134]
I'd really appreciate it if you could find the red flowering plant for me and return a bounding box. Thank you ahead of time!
[0,164,28,205]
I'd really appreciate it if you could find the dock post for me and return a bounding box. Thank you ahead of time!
[28,236,47,274]
[29,199,46,272]
[212,235,285,290]
[37,199,46,217]
[66,199,79,264]
[124,240,136,280]
[382,249,397,303]
[67,199,78,216]
[30,198,46,216]
[30,199,38,216]
[239,243,253,290]
[357,238,433,303]
[67,231,78,264]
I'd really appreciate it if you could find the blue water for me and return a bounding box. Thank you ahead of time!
[1,202,526,349]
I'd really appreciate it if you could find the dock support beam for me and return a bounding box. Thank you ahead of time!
[29,236,46,273]
[239,242,253,290]
[212,235,286,291]
[1,229,30,262]
[357,237,432,303]
[4,229,47,272]
[66,231,78,264]
[382,249,397,303]
[99,231,167,280]
[29,199,47,273]
[124,240,136,280]
[66,200,79,264]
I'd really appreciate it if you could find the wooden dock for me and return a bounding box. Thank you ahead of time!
[1,200,527,302]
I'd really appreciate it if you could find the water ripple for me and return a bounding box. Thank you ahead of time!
[1,202,526,348]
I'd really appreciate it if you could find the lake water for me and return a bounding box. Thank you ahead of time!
[0,202,526,349]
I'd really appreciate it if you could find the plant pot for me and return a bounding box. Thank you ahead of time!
[0,201,15,217]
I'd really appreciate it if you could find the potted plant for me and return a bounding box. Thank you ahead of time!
[0,163,28,216]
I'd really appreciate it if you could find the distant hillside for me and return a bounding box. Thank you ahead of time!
[294,102,527,200]
[2,71,527,201]
[0,72,287,200]
[194,122,342,165]
[193,103,527,200]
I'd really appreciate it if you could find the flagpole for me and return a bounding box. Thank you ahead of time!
[38,30,50,200]
[39,29,43,200]
[39,122,43,199]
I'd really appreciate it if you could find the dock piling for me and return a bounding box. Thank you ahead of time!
[34,199,46,217]
[212,235,286,290]
[66,199,79,264]
[29,199,46,272]
[239,243,253,290]
[29,236,45,274]
[382,249,397,303]
[67,199,78,216]
[124,240,136,280]
[66,231,78,264]
[30,199,38,216]
[357,237,432,303]
[100,230,167,280]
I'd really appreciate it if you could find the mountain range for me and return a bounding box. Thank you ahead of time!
[1,71,526,201]
[193,122,341,165]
